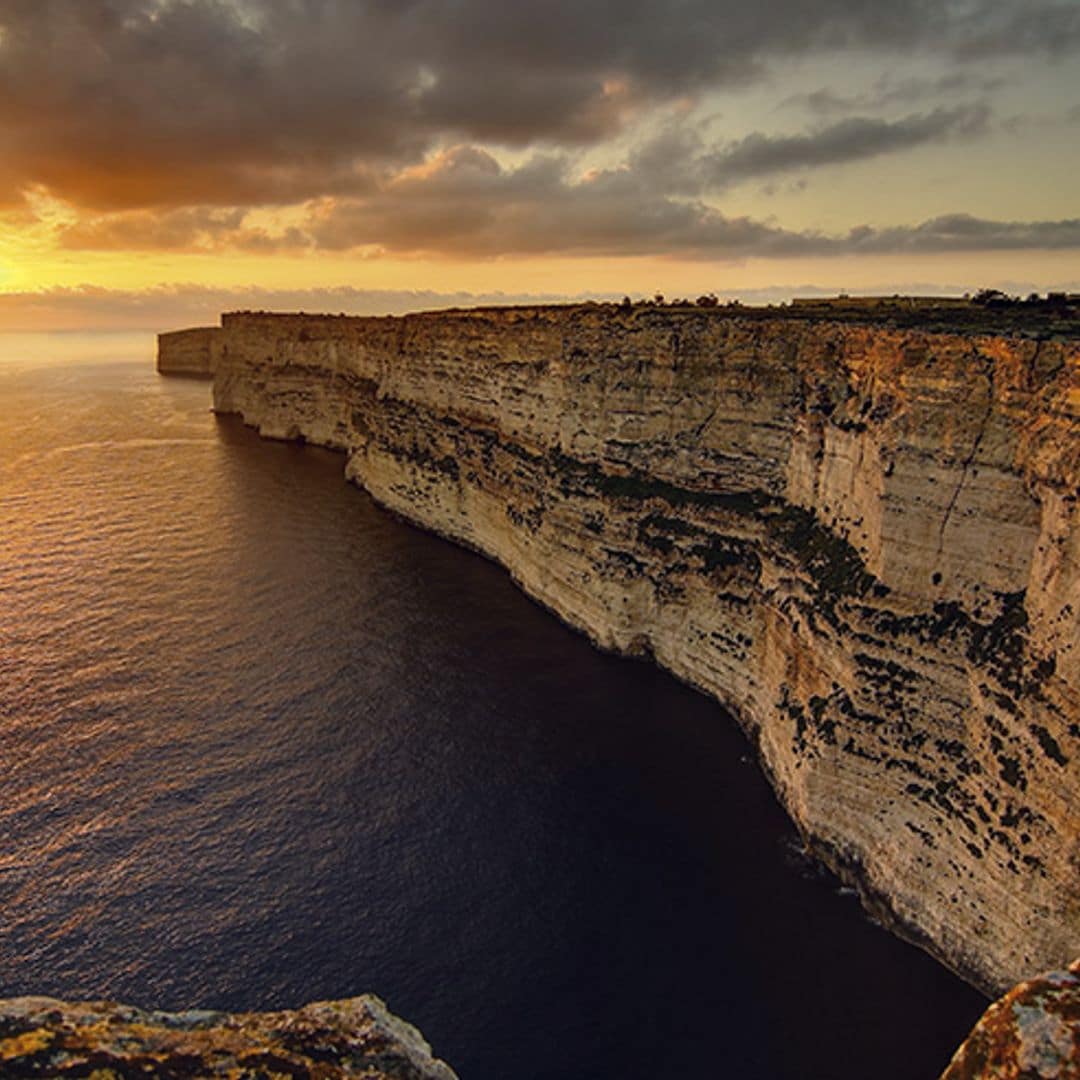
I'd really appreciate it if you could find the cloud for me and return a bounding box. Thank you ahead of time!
[625,106,991,194]
[34,140,1080,262]
[788,73,1009,115]
[948,0,1080,57]
[305,169,1080,258]
[56,205,314,253]
[0,283,614,331]
[699,105,989,185]
[298,147,1080,259]
[0,0,1076,210]
[1,2,1073,267]
[5,277,1080,333]
[843,213,1080,252]
[59,207,253,251]
[297,146,824,258]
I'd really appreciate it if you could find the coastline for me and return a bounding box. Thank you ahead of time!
[163,301,1080,996]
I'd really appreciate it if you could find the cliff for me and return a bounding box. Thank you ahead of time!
[0,995,457,1077]
[157,326,222,377]
[202,302,1079,996]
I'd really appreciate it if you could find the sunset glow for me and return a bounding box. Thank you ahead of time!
[0,2,1077,328]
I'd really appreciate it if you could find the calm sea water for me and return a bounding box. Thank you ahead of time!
[0,335,985,1079]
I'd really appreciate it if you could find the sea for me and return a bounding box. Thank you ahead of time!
[0,332,986,1079]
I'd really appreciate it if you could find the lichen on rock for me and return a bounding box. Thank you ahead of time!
[940,959,1080,1078]
[0,994,458,1078]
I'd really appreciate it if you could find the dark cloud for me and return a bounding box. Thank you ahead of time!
[699,105,989,185]
[948,0,1080,57]
[0,0,1076,209]
[624,105,991,195]
[59,206,252,250]
[296,148,1080,259]
[57,205,313,252]
[0,1,412,208]
[789,73,1009,115]
[300,147,821,258]
[43,138,1080,261]
[843,213,1080,252]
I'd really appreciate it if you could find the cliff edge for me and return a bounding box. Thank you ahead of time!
[196,302,1078,995]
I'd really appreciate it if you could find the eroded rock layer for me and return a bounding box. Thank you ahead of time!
[207,304,1080,995]
[0,995,458,1078]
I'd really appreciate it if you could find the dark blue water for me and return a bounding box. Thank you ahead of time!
[0,344,985,1078]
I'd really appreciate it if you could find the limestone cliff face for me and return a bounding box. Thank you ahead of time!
[0,995,457,1078]
[208,304,1080,996]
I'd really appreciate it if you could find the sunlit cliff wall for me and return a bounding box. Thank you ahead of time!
[190,304,1079,995]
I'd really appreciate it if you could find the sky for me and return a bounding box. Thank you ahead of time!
[0,0,1078,329]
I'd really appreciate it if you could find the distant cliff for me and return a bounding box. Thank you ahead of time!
[157,326,221,377]
[181,302,1078,995]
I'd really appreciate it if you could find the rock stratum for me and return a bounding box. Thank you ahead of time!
[0,994,458,1078]
[166,302,1080,996]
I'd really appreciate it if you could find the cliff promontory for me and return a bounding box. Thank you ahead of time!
[169,301,1080,996]
[157,326,222,377]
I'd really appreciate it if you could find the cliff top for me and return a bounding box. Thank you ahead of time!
[221,294,1080,341]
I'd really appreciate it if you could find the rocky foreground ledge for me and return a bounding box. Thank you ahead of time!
[0,995,458,1078]
[942,959,1080,1078]
[2,974,1077,1079]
